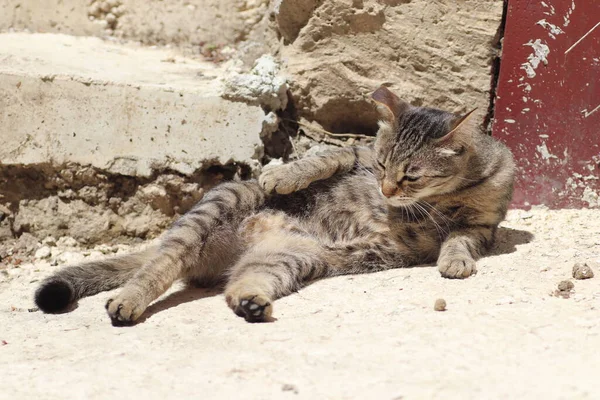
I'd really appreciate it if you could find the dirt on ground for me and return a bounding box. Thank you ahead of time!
[1,207,599,399]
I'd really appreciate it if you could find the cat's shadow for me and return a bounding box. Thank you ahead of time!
[135,285,223,324]
[489,226,534,256]
[132,226,533,324]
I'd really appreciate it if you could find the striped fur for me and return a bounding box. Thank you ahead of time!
[35,86,514,324]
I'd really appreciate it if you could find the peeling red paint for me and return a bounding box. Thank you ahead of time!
[493,0,600,208]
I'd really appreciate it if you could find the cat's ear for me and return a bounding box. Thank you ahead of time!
[437,108,478,143]
[371,86,410,121]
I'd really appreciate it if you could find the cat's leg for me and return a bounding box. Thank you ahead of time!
[437,226,496,279]
[105,181,265,325]
[225,236,413,322]
[224,213,328,322]
[225,213,414,322]
[224,241,327,322]
[259,146,373,194]
[328,243,408,274]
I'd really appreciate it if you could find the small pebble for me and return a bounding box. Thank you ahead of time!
[105,13,117,25]
[57,237,78,247]
[88,2,101,16]
[282,384,298,394]
[572,263,594,280]
[95,20,108,29]
[34,246,51,260]
[496,296,515,305]
[434,298,446,311]
[557,280,574,292]
[100,1,112,13]
[42,236,57,247]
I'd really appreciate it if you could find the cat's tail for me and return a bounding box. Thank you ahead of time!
[34,246,158,313]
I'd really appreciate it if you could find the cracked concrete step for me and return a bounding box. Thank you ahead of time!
[0,32,266,177]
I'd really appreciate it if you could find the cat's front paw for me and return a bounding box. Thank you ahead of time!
[259,165,310,195]
[438,257,477,279]
[105,289,148,326]
[225,291,273,323]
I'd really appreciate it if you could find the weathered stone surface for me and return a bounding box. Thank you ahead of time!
[0,0,270,47]
[0,33,266,177]
[0,32,289,243]
[0,1,103,37]
[276,0,503,134]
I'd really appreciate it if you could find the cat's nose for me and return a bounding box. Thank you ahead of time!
[381,182,398,198]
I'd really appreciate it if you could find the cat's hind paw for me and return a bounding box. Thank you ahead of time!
[105,290,147,326]
[438,257,477,279]
[226,293,273,323]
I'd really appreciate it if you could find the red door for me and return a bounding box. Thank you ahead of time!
[493,0,600,208]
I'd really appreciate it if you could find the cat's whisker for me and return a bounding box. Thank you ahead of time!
[413,203,436,233]
[398,205,406,223]
[409,204,428,234]
[419,200,452,230]
[355,163,376,179]
[406,204,416,222]
[414,202,447,240]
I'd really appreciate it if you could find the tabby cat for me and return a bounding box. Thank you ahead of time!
[34,86,515,324]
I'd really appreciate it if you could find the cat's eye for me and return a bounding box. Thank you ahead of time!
[399,175,420,184]
[377,160,386,170]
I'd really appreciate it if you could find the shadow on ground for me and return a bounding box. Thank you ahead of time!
[489,226,534,256]
[136,286,223,323]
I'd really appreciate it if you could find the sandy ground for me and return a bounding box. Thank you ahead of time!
[1,207,599,400]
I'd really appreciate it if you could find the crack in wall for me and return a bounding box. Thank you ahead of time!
[485,0,508,134]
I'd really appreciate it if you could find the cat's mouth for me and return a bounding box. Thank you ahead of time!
[386,196,416,207]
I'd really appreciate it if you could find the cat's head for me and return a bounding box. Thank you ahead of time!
[371,85,478,207]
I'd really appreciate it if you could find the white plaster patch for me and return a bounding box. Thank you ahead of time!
[518,83,532,93]
[536,141,558,161]
[564,1,575,27]
[536,19,565,39]
[521,39,550,78]
[586,162,596,172]
[541,1,556,16]
[559,156,600,198]
[582,187,600,207]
